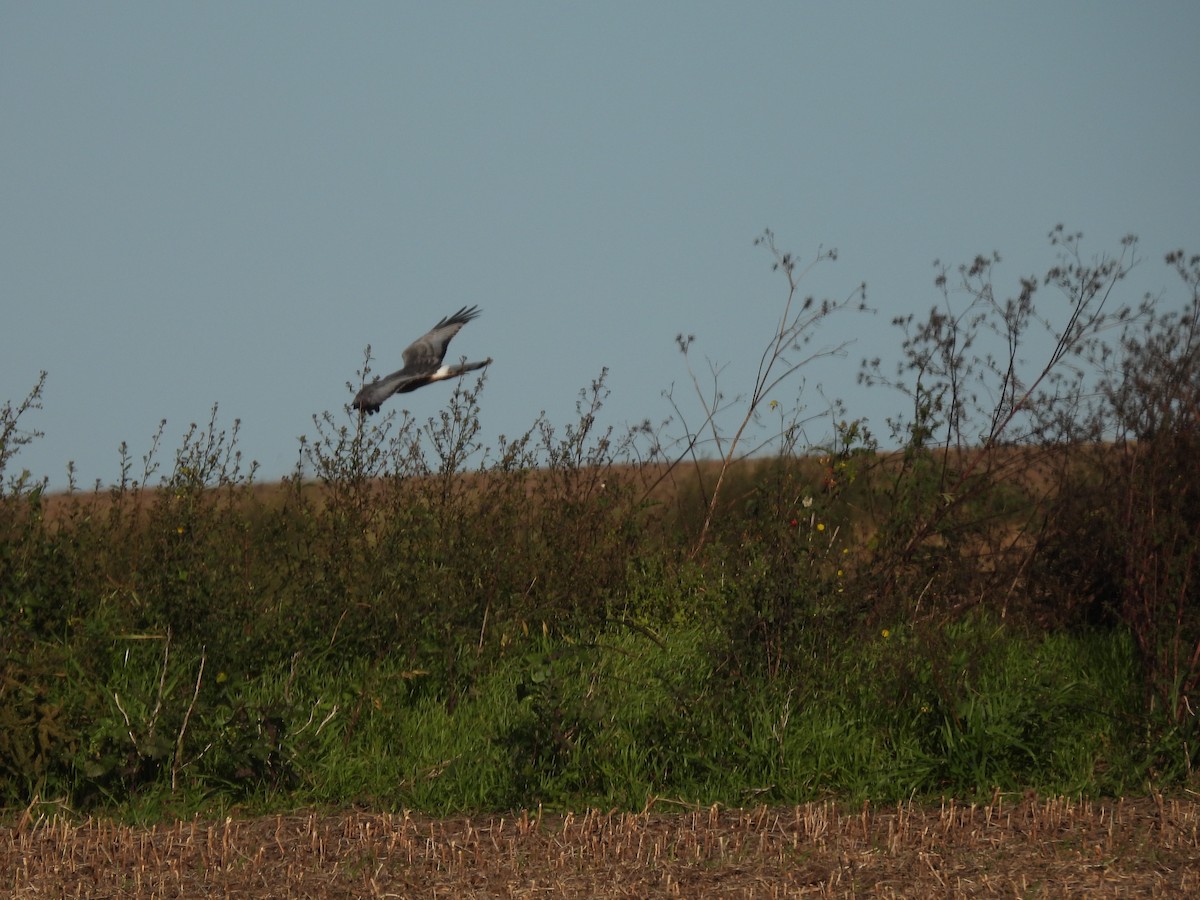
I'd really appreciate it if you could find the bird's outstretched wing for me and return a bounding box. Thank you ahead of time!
[352,305,490,415]
[400,306,482,372]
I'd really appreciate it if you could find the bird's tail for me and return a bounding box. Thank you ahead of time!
[432,358,493,381]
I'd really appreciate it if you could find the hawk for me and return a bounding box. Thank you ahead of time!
[352,305,492,415]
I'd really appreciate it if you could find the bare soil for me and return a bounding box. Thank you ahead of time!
[4,796,1199,898]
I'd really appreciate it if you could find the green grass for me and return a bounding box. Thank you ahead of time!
[5,610,1155,819]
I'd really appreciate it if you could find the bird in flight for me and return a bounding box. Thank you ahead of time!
[352,305,492,415]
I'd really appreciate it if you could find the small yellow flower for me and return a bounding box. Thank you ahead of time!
[816,522,825,532]
[176,526,185,535]
[769,399,779,410]
[881,629,891,639]
[837,569,843,577]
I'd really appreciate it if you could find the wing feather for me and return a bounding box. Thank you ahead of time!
[401,305,482,372]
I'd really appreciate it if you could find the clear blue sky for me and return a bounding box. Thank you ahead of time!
[3,2,1197,489]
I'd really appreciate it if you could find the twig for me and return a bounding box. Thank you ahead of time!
[112,693,136,747]
[172,646,206,792]
[146,628,171,744]
[478,597,490,652]
[316,704,340,734]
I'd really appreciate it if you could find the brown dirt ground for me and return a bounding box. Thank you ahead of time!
[4,796,1199,898]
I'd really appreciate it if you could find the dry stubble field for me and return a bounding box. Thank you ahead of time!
[4,795,1200,897]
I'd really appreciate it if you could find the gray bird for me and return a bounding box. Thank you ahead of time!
[352,305,493,415]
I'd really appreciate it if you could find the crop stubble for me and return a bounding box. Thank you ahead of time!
[4,795,1199,897]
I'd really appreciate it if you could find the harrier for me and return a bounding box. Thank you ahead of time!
[352,305,492,415]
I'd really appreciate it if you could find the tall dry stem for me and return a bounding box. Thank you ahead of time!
[687,230,865,556]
